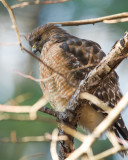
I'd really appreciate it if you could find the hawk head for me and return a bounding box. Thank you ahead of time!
[27,23,68,53]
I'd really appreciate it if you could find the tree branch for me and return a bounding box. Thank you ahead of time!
[0,132,67,143]
[51,12,128,26]
[11,0,71,9]
[50,129,59,160]
[0,114,56,123]
[0,103,58,118]
[1,0,23,48]
[80,92,112,113]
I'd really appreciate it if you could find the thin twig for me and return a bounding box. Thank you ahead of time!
[107,131,120,147]
[11,0,71,9]
[39,106,58,117]
[104,17,128,23]
[0,105,31,113]
[50,129,59,160]
[0,133,67,143]
[0,102,58,118]
[62,125,86,142]
[1,0,22,48]
[29,96,48,120]
[0,96,58,119]
[91,146,124,160]
[86,148,94,160]
[80,92,112,113]
[0,114,56,123]
[15,70,56,82]
[51,12,128,26]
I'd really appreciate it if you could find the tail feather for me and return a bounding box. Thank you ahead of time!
[115,116,128,141]
[112,116,128,156]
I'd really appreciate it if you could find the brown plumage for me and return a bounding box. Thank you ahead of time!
[28,24,128,152]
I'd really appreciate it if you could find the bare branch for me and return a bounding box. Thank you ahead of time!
[0,114,56,124]
[0,96,55,118]
[86,148,94,160]
[104,17,128,24]
[51,12,128,26]
[0,95,58,120]
[0,104,31,113]
[15,70,56,82]
[29,96,48,119]
[0,97,48,119]
[39,106,58,117]
[11,0,71,9]
[80,92,112,113]
[91,146,125,160]
[50,129,59,160]
[0,132,67,143]
[1,0,23,48]
[62,125,86,142]
[107,131,120,147]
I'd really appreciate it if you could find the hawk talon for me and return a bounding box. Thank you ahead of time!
[56,109,76,124]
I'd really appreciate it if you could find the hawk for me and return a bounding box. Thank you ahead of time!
[28,24,128,151]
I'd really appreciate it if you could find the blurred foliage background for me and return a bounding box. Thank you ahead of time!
[0,0,128,159]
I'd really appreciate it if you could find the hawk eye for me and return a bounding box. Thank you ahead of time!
[37,37,41,41]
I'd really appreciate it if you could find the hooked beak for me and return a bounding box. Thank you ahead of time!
[32,45,38,53]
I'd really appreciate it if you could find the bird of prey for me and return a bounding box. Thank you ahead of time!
[28,23,128,153]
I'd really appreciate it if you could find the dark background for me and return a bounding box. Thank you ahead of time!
[0,0,128,159]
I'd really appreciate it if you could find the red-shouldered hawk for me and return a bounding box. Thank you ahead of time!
[28,24,128,150]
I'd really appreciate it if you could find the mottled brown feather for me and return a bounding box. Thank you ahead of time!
[28,24,128,145]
